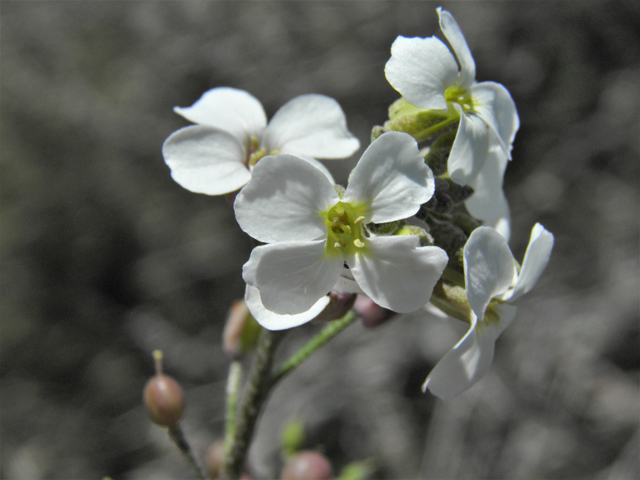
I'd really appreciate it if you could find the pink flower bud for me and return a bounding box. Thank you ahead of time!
[312,292,357,323]
[281,451,332,480]
[223,300,261,358]
[204,440,225,478]
[144,351,185,427]
[354,295,395,328]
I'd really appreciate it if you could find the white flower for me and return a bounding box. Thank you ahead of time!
[466,142,511,241]
[424,223,554,400]
[162,87,360,196]
[384,8,519,185]
[235,132,449,329]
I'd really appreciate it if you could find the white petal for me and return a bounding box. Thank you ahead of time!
[423,304,517,400]
[472,82,519,157]
[509,223,554,302]
[464,226,517,319]
[348,235,448,313]
[242,240,344,316]
[263,94,360,159]
[334,273,365,295]
[448,107,489,185]
[466,145,511,241]
[174,87,267,143]
[437,8,476,89]
[162,126,251,195]
[234,155,339,243]
[244,285,331,331]
[343,132,434,223]
[385,36,459,111]
[294,156,336,183]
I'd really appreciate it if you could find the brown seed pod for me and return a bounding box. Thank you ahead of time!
[143,350,185,428]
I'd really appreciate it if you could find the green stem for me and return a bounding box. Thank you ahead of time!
[223,361,242,458]
[271,310,358,386]
[168,424,208,479]
[222,329,284,479]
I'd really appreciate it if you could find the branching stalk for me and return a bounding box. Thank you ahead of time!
[272,310,358,386]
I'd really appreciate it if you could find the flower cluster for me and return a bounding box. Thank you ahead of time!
[162,8,554,399]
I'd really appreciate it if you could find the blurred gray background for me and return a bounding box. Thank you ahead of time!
[1,1,638,479]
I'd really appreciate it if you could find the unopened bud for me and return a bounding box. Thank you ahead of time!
[370,125,385,142]
[223,300,261,358]
[366,220,403,235]
[354,295,395,328]
[204,440,226,479]
[313,292,357,323]
[424,189,453,215]
[144,350,185,428]
[281,418,306,460]
[395,224,433,246]
[424,129,456,175]
[281,451,332,480]
[384,98,451,142]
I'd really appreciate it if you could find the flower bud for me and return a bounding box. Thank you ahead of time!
[423,129,456,175]
[313,292,357,323]
[366,220,403,235]
[395,224,433,247]
[354,295,395,328]
[223,300,261,358]
[204,439,226,479]
[383,97,451,142]
[144,350,185,428]
[281,451,332,480]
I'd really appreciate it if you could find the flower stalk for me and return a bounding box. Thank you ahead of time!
[271,310,359,386]
[222,328,284,479]
[168,425,208,480]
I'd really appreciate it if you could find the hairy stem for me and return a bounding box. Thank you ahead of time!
[168,424,207,479]
[271,310,358,386]
[222,329,284,479]
[223,361,243,458]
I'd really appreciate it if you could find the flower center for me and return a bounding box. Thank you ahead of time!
[322,201,369,258]
[246,136,278,167]
[444,85,474,113]
[478,299,506,329]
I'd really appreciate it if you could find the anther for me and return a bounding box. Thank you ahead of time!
[340,225,351,234]
[353,239,365,248]
[354,216,365,224]
[334,240,345,248]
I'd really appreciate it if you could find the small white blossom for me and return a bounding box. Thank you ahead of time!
[235,132,449,330]
[162,87,360,196]
[384,8,519,185]
[424,223,554,400]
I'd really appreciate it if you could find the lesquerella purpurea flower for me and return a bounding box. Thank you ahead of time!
[163,87,359,195]
[424,223,554,399]
[234,132,449,329]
